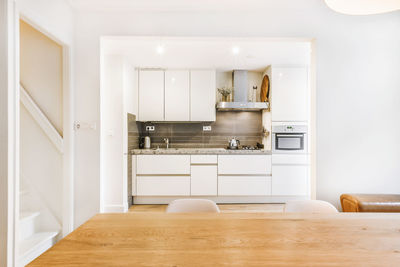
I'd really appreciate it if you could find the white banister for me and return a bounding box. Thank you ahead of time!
[20,85,64,154]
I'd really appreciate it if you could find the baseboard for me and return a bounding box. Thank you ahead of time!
[133,196,309,205]
[102,203,129,213]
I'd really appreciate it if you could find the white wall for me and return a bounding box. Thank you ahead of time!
[100,55,128,212]
[100,54,137,212]
[72,0,400,225]
[17,0,74,45]
[1,1,15,265]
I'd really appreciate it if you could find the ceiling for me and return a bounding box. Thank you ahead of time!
[69,0,399,14]
[101,37,311,71]
[68,0,296,12]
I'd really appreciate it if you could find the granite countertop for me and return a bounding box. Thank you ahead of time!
[131,148,272,155]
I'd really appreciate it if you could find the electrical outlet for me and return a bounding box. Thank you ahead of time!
[203,126,212,131]
[146,126,155,131]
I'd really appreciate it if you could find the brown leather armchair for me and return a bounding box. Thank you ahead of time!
[341,194,400,212]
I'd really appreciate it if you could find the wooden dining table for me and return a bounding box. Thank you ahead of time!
[29,212,400,266]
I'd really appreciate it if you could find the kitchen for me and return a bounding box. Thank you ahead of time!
[5,1,400,265]
[100,37,313,210]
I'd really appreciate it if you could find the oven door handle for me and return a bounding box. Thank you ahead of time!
[275,134,304,138]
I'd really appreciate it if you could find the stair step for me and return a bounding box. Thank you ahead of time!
[20,211,40,222]
[19,231,59,266]
[19,211,41,241]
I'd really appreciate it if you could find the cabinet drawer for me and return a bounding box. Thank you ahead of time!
[271,165,309,196]
[218,155,271,175]
[191,155,217,164]
[137,176,190,196]
[272,154,310,165]
[191,166,217,196]
[218,176,271,196]
[137,155,190,175]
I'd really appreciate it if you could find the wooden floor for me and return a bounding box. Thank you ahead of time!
[129,203,285,213]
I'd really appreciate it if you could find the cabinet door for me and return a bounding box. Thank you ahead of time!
[271,67,308,122]
[271,165,309,196]
[218,176,271,196]
[191,166,217,196]
[137,176,190,196]
[190,70,216,121]
[165,70,190,121]
[123,64,138,117]
[138,70,164,121]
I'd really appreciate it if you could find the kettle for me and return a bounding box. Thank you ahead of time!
[144,136,151,149]
[139,136,151,149]
[228,138,240,149]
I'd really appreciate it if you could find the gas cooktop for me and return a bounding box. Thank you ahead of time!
[226,145,261,150]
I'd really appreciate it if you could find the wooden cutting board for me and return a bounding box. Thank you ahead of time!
[260,74,270,102]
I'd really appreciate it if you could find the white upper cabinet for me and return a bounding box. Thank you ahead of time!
[138,70,164,121]
[123,64,138,117]
[190,70,216,121]
[165,70,190,121]
[137,69,216,122]
[271,67,309,122]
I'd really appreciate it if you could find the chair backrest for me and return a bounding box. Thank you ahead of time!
[166,199,220,213]
[284,200,338,213]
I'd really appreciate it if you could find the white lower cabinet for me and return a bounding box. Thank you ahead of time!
[137,176,190,196]
[133,153,310,198]
[136,155,190,175]
[217,155,271,196]
[191,165,217,196]
[218,176,271,196]
[136,155,191,196]
[271,165,309,196]
[218,155,271,175]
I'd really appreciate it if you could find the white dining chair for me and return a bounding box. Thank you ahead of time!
[166,199,220,213]
[284,200,338,213]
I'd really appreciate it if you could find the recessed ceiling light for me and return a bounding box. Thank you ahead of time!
[232,46,240,55]
[156,45,165,54]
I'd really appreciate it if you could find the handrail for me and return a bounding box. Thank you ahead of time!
[20,85,64,154]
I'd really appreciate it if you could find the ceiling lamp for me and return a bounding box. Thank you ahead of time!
[324,0,400,15]
[156,45,165,54]
[232,46,240,55]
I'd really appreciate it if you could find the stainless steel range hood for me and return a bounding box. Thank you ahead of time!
[216,70,269,111]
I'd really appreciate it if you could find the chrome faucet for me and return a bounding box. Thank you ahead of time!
[163,138,169,149]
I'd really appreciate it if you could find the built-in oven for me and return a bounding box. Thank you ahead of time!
[272,125,308,154]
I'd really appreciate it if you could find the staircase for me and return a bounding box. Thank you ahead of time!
[19,84,63,266]
[18,187,60,266]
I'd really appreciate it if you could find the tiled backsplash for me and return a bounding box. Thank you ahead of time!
[128,111,263,149]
